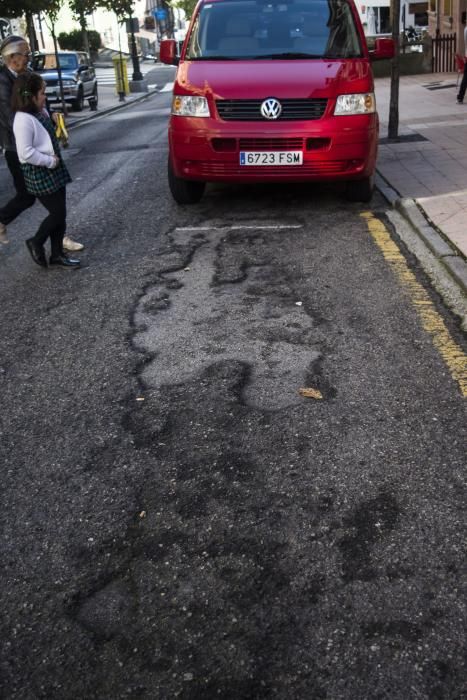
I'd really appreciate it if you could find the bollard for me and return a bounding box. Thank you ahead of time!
[112,55,130,100]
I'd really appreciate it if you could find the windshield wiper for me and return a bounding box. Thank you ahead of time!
[254,52,323,59]
[188,55,241,60]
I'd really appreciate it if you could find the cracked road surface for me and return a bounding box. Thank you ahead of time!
[134,224,323,410]
[0,92,466,699]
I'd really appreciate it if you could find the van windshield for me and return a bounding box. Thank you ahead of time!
[185,0,363,60]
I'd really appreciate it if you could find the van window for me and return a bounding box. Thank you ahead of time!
[186,0,363,59]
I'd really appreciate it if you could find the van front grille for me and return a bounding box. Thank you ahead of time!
[238,138,304,150]
[216,99,327,121]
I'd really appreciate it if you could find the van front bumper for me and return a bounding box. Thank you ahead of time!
[169,115,378,182]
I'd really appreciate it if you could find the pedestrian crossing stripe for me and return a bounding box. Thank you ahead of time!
[361,211,467,397]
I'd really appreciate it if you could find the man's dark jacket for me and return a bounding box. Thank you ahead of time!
[0,65,16,151]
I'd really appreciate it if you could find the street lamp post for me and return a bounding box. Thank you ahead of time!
[128,19,143,81]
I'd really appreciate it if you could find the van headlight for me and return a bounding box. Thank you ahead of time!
[172,95,210,117]
[334,93,376,115]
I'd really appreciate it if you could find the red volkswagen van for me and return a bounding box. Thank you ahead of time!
[160,0,394,204]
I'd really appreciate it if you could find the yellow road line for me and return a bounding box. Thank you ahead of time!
[361,211,467,398]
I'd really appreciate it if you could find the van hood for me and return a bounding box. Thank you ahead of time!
[176,58,373,100]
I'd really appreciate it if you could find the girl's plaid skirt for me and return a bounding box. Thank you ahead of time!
[21,159,72,197]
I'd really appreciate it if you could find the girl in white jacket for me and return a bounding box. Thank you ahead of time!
[12,72,80,268]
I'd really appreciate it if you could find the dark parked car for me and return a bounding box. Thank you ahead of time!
[32,51,98,111]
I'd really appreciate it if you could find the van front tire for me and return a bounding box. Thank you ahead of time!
[346,176,373,203]
[168,160,205,204]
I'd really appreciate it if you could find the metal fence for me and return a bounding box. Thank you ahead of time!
[432,32,456,73]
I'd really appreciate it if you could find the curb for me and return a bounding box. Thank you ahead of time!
[66,87,160,131]
[375,171,467,296]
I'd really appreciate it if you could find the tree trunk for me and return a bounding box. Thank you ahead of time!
[52,28,68,115]
[79,14,91,63]
[388,0,401,139]
[25,11,38,54]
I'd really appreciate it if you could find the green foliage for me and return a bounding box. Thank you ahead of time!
[98,0,135,20]
[58,28,101,52]
[169,0,197,22]
[43,0,64,23]
[68,0,99,29]
[0,0,51,18]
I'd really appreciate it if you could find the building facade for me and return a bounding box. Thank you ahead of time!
[354,0,429,36]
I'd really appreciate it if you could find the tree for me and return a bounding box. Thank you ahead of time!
[0,0,51,51]
[42,0,69,113]
[68,0,100,62]
[388,0,401,139]
[98,0,134,20]
[169,0,197,24]
[58,28,101,53]
[98,0,143,81]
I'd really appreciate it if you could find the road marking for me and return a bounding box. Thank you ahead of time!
[361,212,467,397]
[176,225,303,232]
[159,82,174,92]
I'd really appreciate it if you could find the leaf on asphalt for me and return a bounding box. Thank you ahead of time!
[298,387,323,400]
[139,510,147,519]
[136,397,145,402]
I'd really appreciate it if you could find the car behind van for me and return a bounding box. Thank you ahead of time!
[160,0,394,204]
[32,51,98,112]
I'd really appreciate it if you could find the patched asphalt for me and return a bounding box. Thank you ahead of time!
[0,93,466,699]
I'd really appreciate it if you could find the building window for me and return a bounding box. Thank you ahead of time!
[444,0,452,15]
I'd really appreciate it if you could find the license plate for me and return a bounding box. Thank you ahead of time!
[240,151,303,166]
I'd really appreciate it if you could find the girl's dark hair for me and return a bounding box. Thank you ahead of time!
[12,72,45,114]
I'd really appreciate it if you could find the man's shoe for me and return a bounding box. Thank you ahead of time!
[0,222,9,245]
[49,254,81,268]
[63,236,84,252]
[457,98,463,104]
[25,238,47,267]
[50,254,81,268]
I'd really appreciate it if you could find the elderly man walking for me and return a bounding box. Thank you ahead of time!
[0,35,82,251]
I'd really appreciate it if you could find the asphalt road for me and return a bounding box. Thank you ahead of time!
[0,92,466,699]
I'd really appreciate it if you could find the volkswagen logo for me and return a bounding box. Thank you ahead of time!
[260,98,282,120]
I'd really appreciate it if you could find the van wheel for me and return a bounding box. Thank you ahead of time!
[168,160,205,204]
[72,88,84,112]
[346,176,373,203]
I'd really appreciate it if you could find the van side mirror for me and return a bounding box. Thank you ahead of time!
[370,37,395,60]
[160,39,179,66]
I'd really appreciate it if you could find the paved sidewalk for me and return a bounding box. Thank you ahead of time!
[64,66,163,127]
[375,72,467,264]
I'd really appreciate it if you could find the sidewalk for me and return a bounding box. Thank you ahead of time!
[375,72,467,272]
[65,66,162,128]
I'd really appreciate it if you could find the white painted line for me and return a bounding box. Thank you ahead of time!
[231,225,302,229]
[176,225,303,232]
[160,82,174,92]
